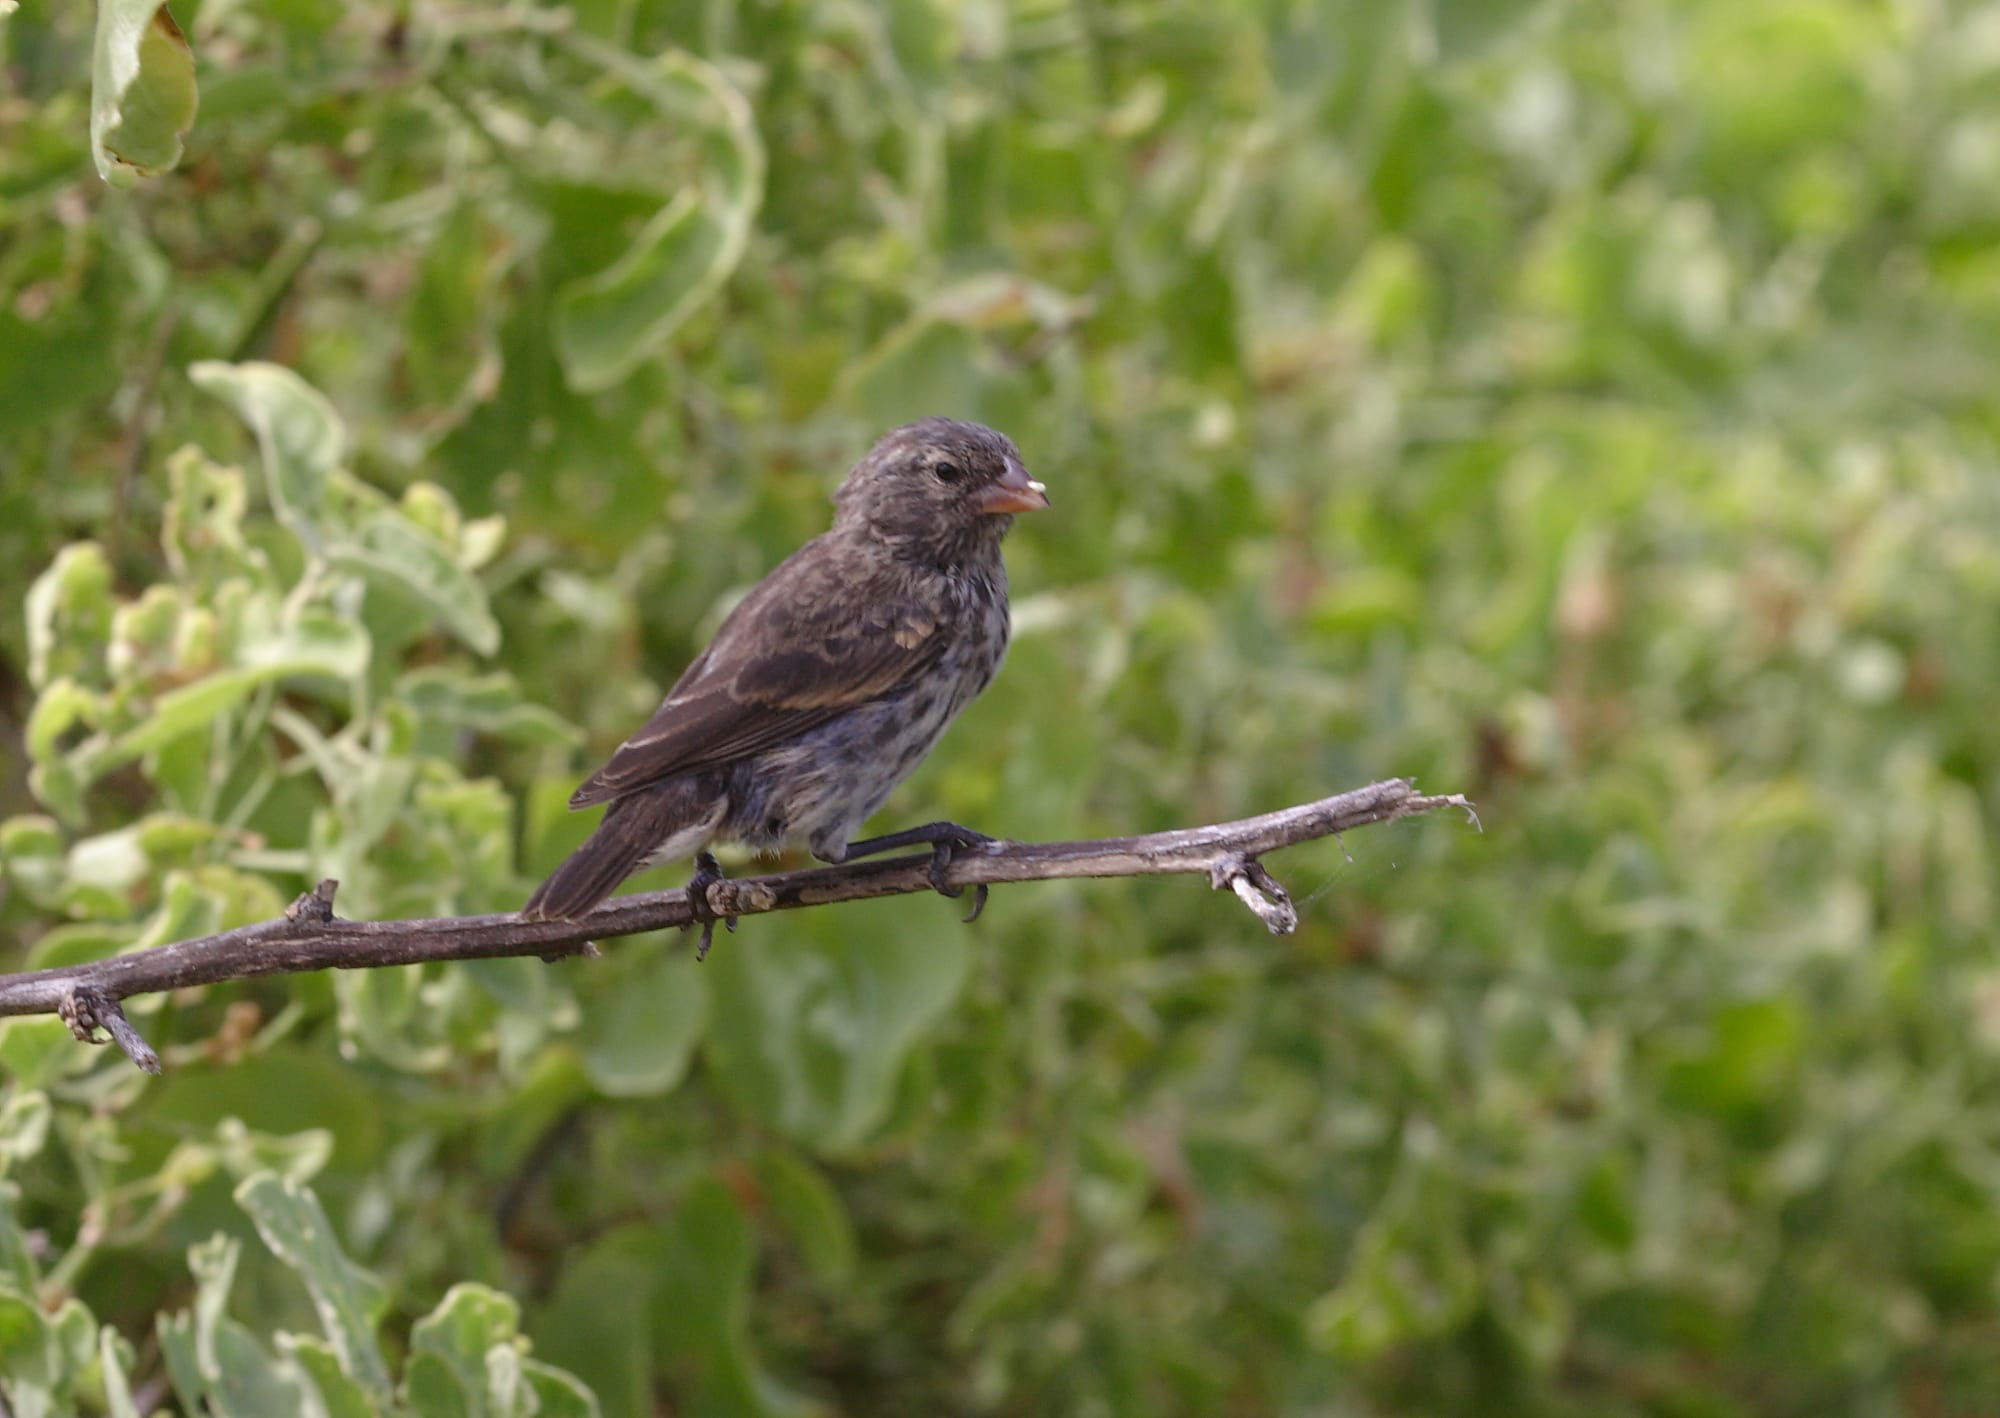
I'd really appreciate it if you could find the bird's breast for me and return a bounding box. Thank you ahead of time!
[721,563,1011,854]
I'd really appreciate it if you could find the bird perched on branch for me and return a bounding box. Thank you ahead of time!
[522,418,1049,955]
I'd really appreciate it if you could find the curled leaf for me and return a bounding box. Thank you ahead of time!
[90,2,198,185]
[189,361,343,553]
[552,47,765,392]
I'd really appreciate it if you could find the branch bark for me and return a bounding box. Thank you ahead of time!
[0,779,1475,1072]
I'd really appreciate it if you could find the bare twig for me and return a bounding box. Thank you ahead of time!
[0,779,1474,1071]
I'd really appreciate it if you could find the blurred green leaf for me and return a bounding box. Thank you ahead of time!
[704,899,970,1152]
[99,1328,143,1418]
[521,1360,603,1418]
[234,1173,393,1400]
[155,1308,204,1416]
[0,1019,91,1090]
[165,1234,317,1418]
[113,612,369,759]
[276,1334,377,1418]
[89,0,197,184]
[552,48,764,391]
[0,1090,51,1166]
[326,512,501,656]
[397,668,581,747]
[163,446,259,582]
[213,1117,333,1183]
[0,1286,57,1401]
[405,1283,597,1418]
[24,543,113,691]
[756,1149,856,1287]
[189,361,345,553]
[0,1186,37,1293]
[579,951,708,1098]
[11,2,2000,1413]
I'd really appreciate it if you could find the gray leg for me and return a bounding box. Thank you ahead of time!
[826,821,995,923]
[684,850,735,961]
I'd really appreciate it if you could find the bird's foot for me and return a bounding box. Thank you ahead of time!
[683,851,737,962]
[841,821,996,923]
[927,831,994,923]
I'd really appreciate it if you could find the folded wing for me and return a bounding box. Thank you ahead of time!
[568,536,946,808]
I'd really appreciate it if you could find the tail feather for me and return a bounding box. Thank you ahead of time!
[522,783,723,921]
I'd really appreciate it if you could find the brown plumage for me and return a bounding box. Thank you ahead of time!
[522,418,1049,944]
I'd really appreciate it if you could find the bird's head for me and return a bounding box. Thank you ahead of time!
[833,417,1049,562]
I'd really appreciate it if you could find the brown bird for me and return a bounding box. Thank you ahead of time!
[522,418,1049,954]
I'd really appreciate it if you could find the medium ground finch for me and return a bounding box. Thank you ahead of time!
[522,418,1049,950]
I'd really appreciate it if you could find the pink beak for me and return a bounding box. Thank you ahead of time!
[976,458,1051,516]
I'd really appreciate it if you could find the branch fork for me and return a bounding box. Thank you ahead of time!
[0,779,1475,1073]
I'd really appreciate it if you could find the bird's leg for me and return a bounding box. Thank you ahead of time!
[683,850,735,962]
[835,821,996,923]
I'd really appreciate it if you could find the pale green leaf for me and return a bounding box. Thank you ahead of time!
[234,1173,392,1400]
[275,1334,377,1418]
[521,1360,603,1418]
[112,611,367,759]
[163,445,257,580]
[213,1117,333,1184]
[552,48,764,391]
[397,669,581,747]
[156,1310,204,1416]
[206,1322,313,1418]
[24,543,113,690]
[90,0,197,185]
[24,679,100,767]
[99,1328,142,1418]
[0,1020,90,1091]
[326,511,500,655]
[189,361,345,551]
[410,1283,522,1413]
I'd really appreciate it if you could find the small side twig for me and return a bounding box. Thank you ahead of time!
[57,986,162,1075]
[0,779,1474,1072]
[1210,854,1297,933]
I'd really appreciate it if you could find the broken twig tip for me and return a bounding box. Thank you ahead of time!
[1406,793,1482,834]
[57,987,162,1075]
[1210,854,1299,935]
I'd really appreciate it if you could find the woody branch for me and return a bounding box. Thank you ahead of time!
[0,778,1476,1073]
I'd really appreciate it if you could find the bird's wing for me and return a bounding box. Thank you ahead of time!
[568,535,949,808]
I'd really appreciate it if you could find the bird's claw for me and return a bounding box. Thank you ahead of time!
[683,851,734,962]
[841,821,997,924]
[926,829,994,923]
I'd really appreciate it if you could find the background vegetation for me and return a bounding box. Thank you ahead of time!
[6,0,2000,1412]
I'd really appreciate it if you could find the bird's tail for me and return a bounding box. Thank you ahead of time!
[521,783,723,921]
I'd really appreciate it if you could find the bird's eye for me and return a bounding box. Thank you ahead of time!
[932,460,964,483]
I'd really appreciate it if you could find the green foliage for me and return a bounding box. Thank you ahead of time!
[5,0,2000,1414]
[0,1137,594,1418]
